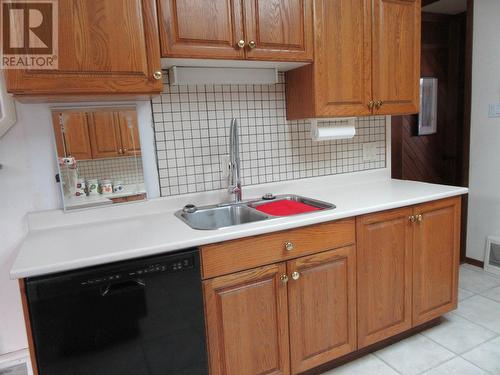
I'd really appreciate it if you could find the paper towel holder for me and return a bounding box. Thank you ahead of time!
[309,117,356,141]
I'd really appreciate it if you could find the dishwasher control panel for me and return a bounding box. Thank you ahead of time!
[80,255,195,286]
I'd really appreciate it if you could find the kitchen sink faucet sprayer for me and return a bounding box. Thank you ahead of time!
[228,118,242,202]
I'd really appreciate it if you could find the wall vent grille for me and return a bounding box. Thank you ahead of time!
[485,236,500,276]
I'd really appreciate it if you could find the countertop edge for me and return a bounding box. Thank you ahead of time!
[11,186,468,279]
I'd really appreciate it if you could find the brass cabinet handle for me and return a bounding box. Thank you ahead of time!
[280,274,289,284]
[237,39,245,49]
[248,40,257,49]
[416,214,423,223]
[291,271,300,281]
[284,241,294,251]
[375,100,383,109]
[153,71,163,80]
[368,100,375,110]
[118,148,123,154]
[409,215,416,223]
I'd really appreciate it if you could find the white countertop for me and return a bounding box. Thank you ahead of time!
[11,173,468,279]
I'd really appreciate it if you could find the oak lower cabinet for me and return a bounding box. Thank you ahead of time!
[203,263,291,375]
[203,245,357,375]
[357,197,460,347]
[202,197,460,374]
[287,247,357,374]
[356,207,413,348]
[412,198,460,325]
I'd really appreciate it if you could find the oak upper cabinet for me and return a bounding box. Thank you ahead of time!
[203,263,291,375]
[243,0,313,61]
[116,111,142,157]
[52,113,93,160]
[356,207,413,348]
[412,197,460,325]
[285,0,420,119]
[286,0,372,119]
[372,0,421,115]
[157,0,245,59]
[287,247,356,374]
[88,112,124,159]
[5,0,163,101]
[157,0,313,62]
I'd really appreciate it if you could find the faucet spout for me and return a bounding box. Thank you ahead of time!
[228,118,242,202]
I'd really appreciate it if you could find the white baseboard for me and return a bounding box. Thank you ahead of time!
[0,349,32,375]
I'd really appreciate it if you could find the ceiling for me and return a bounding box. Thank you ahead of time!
[422,0,467,15]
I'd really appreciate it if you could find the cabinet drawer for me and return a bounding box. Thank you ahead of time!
[200,219,355,279]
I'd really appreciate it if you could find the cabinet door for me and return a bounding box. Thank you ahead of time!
[116,111,141,157]
[356,208,413,348]
[88,112,123,159]
[243,0,313,61]
[371,0,420,115]
[5,0,162,98]
[52,112,93,160]
[413,197,461,325]
[313,0,372,116]
[204,263,290,375]
[287,246,356,374]
[158,0,245,59]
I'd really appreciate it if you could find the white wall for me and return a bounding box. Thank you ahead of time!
[0,103,58,354]
[467,0,500,261]
[0,101,156,355]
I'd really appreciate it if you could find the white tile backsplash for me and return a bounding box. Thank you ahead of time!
[152,72,386,197]
[77,157,144,185]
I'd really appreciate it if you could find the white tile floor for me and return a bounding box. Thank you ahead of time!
[323,265,500,375]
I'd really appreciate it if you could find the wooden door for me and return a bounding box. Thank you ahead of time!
[5,0,162,99]
[287,246,356,374]
[157,0,245,59]
[116,111,141,156]
[371,0,420,115]
[243,0,313,61]
[356,208,413,348]
[88,112,123,159]
[413,197,460,325]
[52,112,93,160]
[204,263,290,375]
[314,0,372,116]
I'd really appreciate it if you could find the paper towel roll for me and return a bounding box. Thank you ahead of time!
[310,118,356,141]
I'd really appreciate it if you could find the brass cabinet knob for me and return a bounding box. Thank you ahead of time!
[248,40,257,49]
[237,40,245,49]
[291,271,300,281]
[284,241,294,251]
[153,71,163,80]
[416,214,423,223]
[368,100,375,110]
[375,100,383,109]
[280,274,289,284]
[118,148,123,154]
[409,215,416,223]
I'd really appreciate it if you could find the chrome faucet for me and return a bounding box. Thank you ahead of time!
[228,118,242,202]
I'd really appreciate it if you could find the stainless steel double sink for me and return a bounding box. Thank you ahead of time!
[175,194,336,230]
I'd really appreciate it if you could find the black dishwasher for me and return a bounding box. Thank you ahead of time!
[25,249,208,375]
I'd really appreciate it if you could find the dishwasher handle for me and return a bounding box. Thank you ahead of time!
[100,279,146,297]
